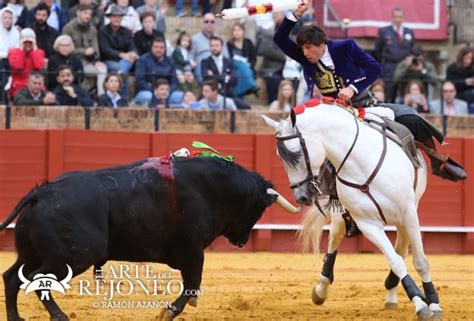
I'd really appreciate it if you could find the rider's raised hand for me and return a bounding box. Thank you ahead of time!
[295,0,311,18]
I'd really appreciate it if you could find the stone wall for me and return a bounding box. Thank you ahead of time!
[1,106,473,137]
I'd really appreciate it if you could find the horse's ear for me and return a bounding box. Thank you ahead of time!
[290,109,296,128]
[261,115,279,129]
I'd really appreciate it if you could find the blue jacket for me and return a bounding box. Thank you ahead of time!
[135,52,178,92]
[274,16,382,97]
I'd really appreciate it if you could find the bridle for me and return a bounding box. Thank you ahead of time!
[275,108,391,224]
[275,126,321,193]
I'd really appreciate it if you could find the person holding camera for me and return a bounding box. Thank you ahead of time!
[393,47,438,102]
[403,80,429,113]
[63,3,107,96]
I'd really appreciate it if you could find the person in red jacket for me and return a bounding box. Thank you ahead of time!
[7,27,45,98]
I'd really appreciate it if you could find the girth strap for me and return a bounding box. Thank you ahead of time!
[337,125,388,224]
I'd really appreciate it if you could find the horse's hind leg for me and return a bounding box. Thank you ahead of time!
[312,212,345,305]
[405,216,443,319]
[356,220,433,320]
[3,258,30,321]
[384,225,410,310]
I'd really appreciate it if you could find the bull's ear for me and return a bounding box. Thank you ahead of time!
[290,109,296,128]
[261,115,279,129]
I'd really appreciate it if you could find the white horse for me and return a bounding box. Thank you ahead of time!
[263,101,443,320]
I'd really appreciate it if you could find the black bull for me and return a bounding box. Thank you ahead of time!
[0,156,297,321]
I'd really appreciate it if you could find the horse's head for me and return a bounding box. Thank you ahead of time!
[262,110,326,206]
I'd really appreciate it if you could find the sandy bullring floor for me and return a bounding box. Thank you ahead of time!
[0,251,473,320]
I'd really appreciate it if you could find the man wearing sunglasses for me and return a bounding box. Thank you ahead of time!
[191,13,229,83]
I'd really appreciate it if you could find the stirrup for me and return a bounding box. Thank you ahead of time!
[342,212,362,238]
[432,157,467,182]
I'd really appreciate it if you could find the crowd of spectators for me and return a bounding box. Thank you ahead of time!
[0,1,472,116]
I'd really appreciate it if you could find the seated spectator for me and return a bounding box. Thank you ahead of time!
[227,22,256,73]
[99,5,138,98]
[393,47,438,100]
[227,22,258,98]
[134,36,180,106]
[104,0,141,33]
[199,79,237,111]
[67,0,101,28]
[369,78,386,102]
[256,14,286,104]
[178,65,200,96]
[27,0,69,32]
[172,31,195,72]
[54,64,93,107]
[47,35,84,91]
[175,0,197,17]
[136,0,166,34]
[8,28,45,99]
[1,0,28,28]
[201,36,236,96]
[191,13,229,83]
[98,73,129,107]
[446,47,474,109]
[430,80,468,115]
[0,7,20,102]
[133,11,164,56]
[181,90,199,109]
[13,72,56,105]
[403,80,429,113]
[269,79,294,112]
[150,78,179,108]
[31,2,59,59]
[63,3,107,97]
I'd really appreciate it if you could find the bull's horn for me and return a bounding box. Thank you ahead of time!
[267,188,302,214]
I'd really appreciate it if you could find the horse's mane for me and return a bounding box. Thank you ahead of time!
[276,139,301,168]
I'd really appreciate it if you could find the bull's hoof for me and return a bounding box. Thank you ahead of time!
[188,297,198,307]
[417,306,434,320]
[311,287,326,305]
[431,310,443,320]
[384,302,398,310]
[158,308,175,321]
[7,316,25,321]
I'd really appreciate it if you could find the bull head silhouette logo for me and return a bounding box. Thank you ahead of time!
[18,264,73,301]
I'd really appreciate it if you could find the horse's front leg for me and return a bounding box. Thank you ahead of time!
[384,225,410,310]
[312,210,345,305]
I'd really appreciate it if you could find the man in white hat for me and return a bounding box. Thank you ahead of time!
[0,7,20,102]
[7,27,45,98]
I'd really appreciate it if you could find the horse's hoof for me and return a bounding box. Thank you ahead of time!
[311,287,326,305]
[384,302,398,310]
[417,306,434,320]
[188,297,198,307]
[431,310,443,320]
[158,308,175,321]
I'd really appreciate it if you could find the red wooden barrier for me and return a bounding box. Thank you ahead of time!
[0,130,472,253]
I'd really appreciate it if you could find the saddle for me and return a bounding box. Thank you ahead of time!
[365,117,422,169]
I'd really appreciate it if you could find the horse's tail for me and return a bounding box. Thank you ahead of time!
[296,205,329,255]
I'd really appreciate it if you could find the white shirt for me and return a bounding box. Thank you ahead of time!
[320,45,335,70]
[47,4,60,31]
[212,54,224,74]
[106,91,122,108]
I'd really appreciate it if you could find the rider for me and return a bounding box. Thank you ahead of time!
[273,0,466,182]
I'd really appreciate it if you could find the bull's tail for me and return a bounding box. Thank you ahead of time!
[296,205,329,255]
[0,189,38,231]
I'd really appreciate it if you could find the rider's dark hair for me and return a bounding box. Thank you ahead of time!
[296,24,328,47]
